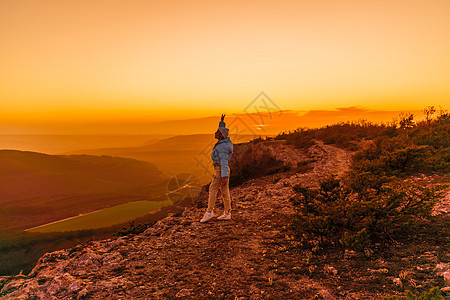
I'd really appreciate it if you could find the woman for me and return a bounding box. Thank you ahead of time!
[200,114,234,223]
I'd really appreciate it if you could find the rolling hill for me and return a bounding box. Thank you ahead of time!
[0,150,170,230]
[66,134,261,183]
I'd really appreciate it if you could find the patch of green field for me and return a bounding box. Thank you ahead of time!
[27,200,172,233]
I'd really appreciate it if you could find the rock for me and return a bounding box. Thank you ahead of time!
[0,278,25,294]
[435,262,450,274]
[347,292,362,299]
[182,207,192,216]
[444,271,450,285]
[375,258,389,268]
[280,206,294,215]
[344,250,357,259]
[176,288,192,297]
[0,276,9,286]
[441,287,450,297]
[190,222,203,230]
[324,265,338,276]
[317,289,334,299]
[39,249,69,264]
[76,248,102,270]
[408,278,417,288]
[181,219,191,226]
[244,194,255,201]
[28,250,68,278]
[102,252,123,265]
[14,294,30,300]
[77,288,89,300]
[68,278,84,293]
[364,248,374,257]
[47,272,82,295]
[393,278,402,287]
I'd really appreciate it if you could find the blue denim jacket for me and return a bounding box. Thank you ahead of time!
[211,137,233,177]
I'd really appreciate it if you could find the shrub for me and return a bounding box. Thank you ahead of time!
[289,108,448,252]
[397,112,415,129]
[229,143,290,187]
[350,111,450,181]
[285,128,316,149]
[276,120,395,151]
[115,221,151,236]
[289,177,441,251]
[230,154,288,186]
[276,106,449,157]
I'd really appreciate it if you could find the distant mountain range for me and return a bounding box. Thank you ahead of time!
[0,135,170,154]
[66,134,259,181]
[1,108,419,136]
[68,134,218,154]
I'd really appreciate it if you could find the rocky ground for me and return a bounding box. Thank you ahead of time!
[1,141,449,299]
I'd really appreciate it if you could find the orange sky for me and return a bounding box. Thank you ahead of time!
[1,0,449,133]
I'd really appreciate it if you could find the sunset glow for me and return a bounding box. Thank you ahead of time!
[1,0,449,133]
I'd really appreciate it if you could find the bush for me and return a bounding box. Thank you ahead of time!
[230,155,288,186]
[276,120,395,151]
[285,128,316,149]
[115,221,152,236]
[229,143,290,187]
[276,107,449,157]
[351,115,449,179]
[0,229,111,276]
[289,177,441,251]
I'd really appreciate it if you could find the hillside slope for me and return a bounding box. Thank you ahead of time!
[1,141,448,299]
[66,134,260,182]
[0,150,168,230]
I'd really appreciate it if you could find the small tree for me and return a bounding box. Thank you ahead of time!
[423,105,436,127]
[398,113,415,129]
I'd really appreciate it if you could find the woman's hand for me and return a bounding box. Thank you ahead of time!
[221,114,226,121]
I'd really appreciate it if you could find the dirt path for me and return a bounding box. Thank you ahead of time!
[263,140,352,178]
[311,140,353,178]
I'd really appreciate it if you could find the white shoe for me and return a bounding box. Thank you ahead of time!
[200,212,215,223]
[217,213,231,220]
